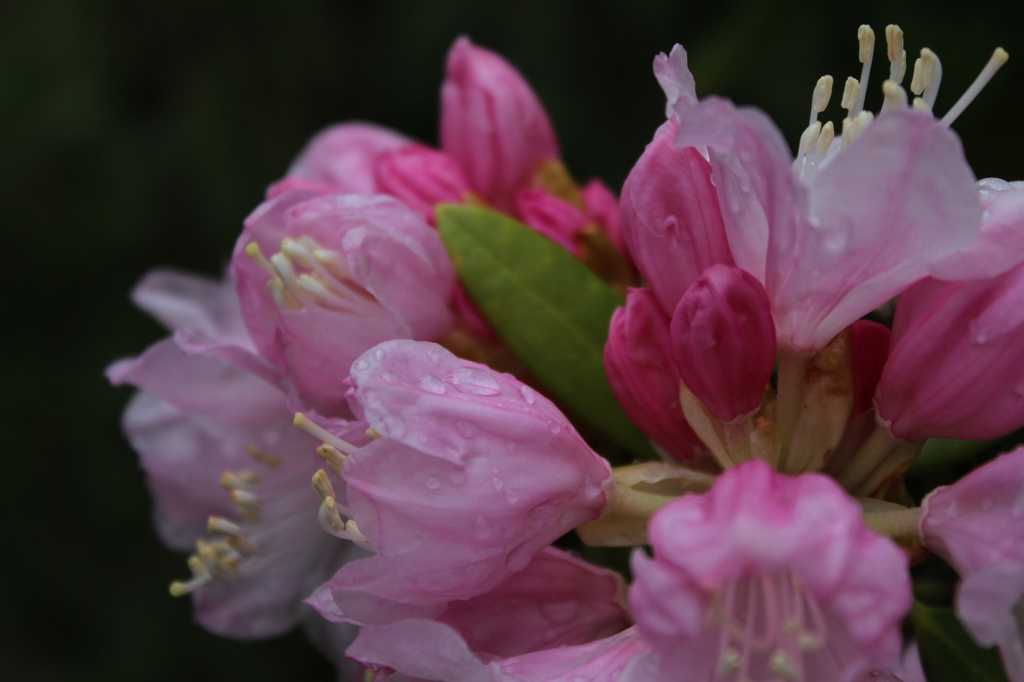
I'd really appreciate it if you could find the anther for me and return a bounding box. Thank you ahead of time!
[366,427,383,440]
[188,555,209,579]
[317,444,348,477]
[717,647,741,674]
[208,516,242,536]
[270,253,302,295]
[293,413,360,456]
[797,632,823,651]
[227,534,257,557]
[941,48,1009,127]
[169,574,210,597]
[319,496,346,533]
[244,242,276,277]
[815,121,834,156]
[798,121,822,157]
[312,469,336,501]
[245,444,283,468]
[913,97,930,111]
[280,237,316,269]
[898,49,907,84]
[881,80,908,111]
[220,471,253,492]
[313,249,350,279]
[885,25,904,82]
[841,77,861,111]
[770,650,798,679]
[810,75,833,125]
[229,489,261,506]
[917,49,943,107]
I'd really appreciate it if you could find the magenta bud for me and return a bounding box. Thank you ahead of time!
[604,288,704,462]
[849,319,891,417]
[515,188,587,255]
[670,265,776,422]
[375,144,472,223]
[440,36,559,211]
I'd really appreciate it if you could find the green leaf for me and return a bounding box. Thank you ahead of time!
[912,600,1008,682]
[910,438,999,477]
[436,204,654,459]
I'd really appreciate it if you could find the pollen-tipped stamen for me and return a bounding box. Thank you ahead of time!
[941,47,1009,127]
[293,413,361,456]
[851,25,875,117]
[885,25,904,83]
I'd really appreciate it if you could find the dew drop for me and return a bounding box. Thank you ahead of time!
[448,368,501,396]
[505,488,519,505]
[473,516,493,539]
[548,421,562,435]
[417,374,447,395]
[519,385,536,404]
[492,476,504,492]
[373,348,385,361]
[384,416,406,438]
[425,475,441,490]
[455,420,479,438]
[353,359,370,371]
[426,348,441,364]
[505,542,532,571]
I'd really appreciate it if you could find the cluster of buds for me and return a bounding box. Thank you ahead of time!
[110,25,1024,682]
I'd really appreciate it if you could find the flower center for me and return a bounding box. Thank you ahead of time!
[794,24,1007,184]
[710,572,828,682]
[245,237,378,313]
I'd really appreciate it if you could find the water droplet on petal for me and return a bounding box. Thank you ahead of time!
[505,488,519,505]
[417,374,447,395]
[425,475,441,490]
[519,385,536,404]
[505,542,532,571]
[354,359,370,371]
[448,368,501,396]
[455,420,479,438]
[473,516,492,539]
[492,476,504,492]
[426,348,441,364]
[548,421,562,435]
[384,416,406,438]
[373,348,385,361]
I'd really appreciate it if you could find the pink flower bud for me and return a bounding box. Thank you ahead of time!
[280,122,411,195]
[620,118,733,316]
[604,288,704,462]
[581,178,632,269]
[374,144,472,223]
[876,264,1024,441]
[515,188,587,255]
[669,265,775,422]
[850,319,891,417]
[440,36,559,211]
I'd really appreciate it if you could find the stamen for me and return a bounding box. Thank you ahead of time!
[810,75,834,125]
[207,516,242,536]
[270,253,304,300]
[717,648,741,675]
[313,248,351,280]
[226,534,257,557]
[280,237,317,269]
[245,444,283,468]
[885,25,904,83]
[318,496,346,533]
[919,49,943,107]
[912,97,931,111]
[898,49,907,84]
[169,573,210,597]
[840,77,861,112]
[366,427,383,440]
[798,122,822,157]
[229,489,260,506]
[293,413,360,456]
[220,471,254,492]
[312,469,336,501]
[941,48,1009,127]
[317,443,348,477]
[815,121,835,156]
[244,242,276,277]
[267,278,299,311]
[770,650,799,679]
[881,80,908,111]
[296,274,361,312]
[851,25,875,116]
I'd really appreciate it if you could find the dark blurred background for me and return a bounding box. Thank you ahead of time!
[3,0,1022,679]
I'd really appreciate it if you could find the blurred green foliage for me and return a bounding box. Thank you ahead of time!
[3,1,1023,679]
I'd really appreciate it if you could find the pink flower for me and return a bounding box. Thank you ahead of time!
[604,288,704,462]
[669,265,776,422]
[229,190,455,416]
[306,340,612,615]
[921,446,1024,681]
[876,259,1024,441]
[629,459,911,681]
[441,36,559,212]
[107,271,366,640]
[656,44,982,352]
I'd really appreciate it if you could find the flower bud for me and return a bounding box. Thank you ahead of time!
[581,179,631,268]
[604,288,704,463]
[670,265,775,422]
[374,144,472,223]
[440,36,558,211]
[515,188,587,255]
[620,118,732,315]
[876,264,1024,441]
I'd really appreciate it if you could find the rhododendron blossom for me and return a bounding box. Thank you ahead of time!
[109,23,1024,682]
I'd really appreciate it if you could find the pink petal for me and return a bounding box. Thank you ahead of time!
[581,178,632,269]
[374,144,471,223]
[621,118,732,315]
[130,270,251,349]
[654,44,699,119]
[515,188,586,255]
[930,179,1024,281]
[284,122,411,195]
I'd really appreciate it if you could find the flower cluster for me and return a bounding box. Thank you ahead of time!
[111,25,1024,682]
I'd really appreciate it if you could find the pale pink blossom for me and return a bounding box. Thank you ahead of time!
[629,459,911,681]
[921,446,1024,681]
[656,44,982,352]
[604,288,704,462]
[876,260,1024,441]
[107,271,366,640]
[229,191,455,416]
[307,340,612,615]
[441,36,559,212]
[669,265,776,422]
